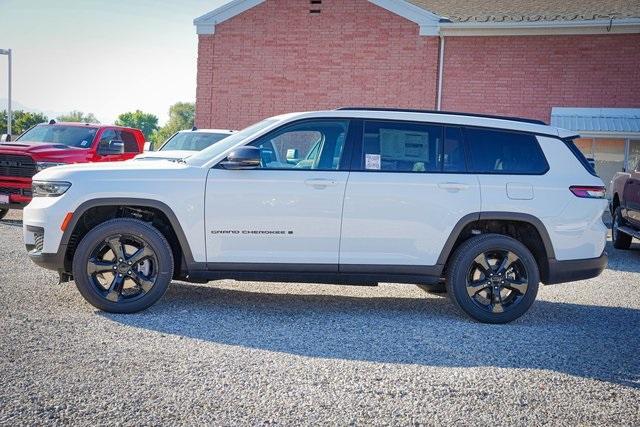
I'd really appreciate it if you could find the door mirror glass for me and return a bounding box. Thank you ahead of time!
[98,139,125,156]
[221,146,261,169]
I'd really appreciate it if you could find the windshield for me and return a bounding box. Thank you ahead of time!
[17,124,98,148]
[187,118,280,166]
[160,131,231,152]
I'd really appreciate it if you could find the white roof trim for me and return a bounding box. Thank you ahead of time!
[440,18,640,36]
[194,0,265,35]
[194,0,442,36]
[367,0,441,35]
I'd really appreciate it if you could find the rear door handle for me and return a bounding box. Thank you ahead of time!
[438,182,469,191]
[305,178,338,189]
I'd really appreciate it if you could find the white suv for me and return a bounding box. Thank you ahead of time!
[23,108,608,323]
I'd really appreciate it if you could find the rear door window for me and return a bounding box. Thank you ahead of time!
[362,121,443,173]
[465,128,548,174]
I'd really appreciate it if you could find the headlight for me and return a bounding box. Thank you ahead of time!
[36,162,68,172]
[32,181,72,197]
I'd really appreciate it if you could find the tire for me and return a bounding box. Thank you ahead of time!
[445,234,540,324]
[0,208,7,220]
[72,218,174,313]
[612,206,632,250]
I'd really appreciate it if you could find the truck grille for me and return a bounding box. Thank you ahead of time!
[0,154,37,178]
[0,187,32,197]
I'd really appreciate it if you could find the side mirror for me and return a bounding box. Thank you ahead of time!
[286,148,299,163]
[1,134,11,142]
[144,141,154,152]
[220,146,261,170]
[98,139,125,156]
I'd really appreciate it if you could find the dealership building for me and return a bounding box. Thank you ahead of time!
[193,0,640,185]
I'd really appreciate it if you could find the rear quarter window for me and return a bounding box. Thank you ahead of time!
[465,128,548,175]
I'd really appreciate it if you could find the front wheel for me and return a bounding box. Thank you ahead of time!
[72,218,174,313]
[445,234,539,324]
[612,207,632,250]
[0,208,8,220]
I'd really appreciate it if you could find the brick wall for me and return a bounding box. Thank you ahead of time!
[442,34,640,122]
[195,0,439,129]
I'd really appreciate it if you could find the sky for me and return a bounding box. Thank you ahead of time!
[0,0,228,124]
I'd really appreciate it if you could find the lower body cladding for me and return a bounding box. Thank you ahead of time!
[25,237,608,288]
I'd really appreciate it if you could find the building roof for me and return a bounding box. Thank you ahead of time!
[551,108,640,136]
[194,0,640,35]
[406,0,640,23]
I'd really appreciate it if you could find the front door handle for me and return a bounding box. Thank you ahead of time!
[438,182,469,191]
[305,178,338,189]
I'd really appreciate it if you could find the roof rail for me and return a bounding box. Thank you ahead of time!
[335,107,547,126]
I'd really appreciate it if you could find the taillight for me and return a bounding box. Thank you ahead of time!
[569,186,606,199]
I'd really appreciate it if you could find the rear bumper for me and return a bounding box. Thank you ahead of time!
[545,252,608,285]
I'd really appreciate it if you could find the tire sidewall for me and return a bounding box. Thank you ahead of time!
[72,219,173,313]
[447,235,540,324]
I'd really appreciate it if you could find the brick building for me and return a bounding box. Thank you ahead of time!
[194,0,640,184]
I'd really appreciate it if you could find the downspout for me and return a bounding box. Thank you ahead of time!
[436,34,445,111]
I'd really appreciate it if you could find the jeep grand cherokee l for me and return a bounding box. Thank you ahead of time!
[0,121,144,219]
[23,108,608,323]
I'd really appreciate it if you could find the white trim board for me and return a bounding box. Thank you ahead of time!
[194,0,441,35]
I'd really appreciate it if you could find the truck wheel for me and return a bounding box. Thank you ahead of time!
[0,208,7,220]
[72,218,174,313]
[612,207,632,250]
[445,234,539,324]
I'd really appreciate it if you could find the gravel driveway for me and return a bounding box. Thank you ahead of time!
[1,210,639,425]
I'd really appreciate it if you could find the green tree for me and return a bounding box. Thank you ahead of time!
[115,110,159,140]
[56,110,100,123]
[0,110,49,136]
[151,102,195,146]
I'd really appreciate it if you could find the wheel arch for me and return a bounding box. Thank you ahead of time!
[62,198,197,278]
[437,212,556,283]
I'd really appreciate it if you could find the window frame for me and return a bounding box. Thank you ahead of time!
[462,126,550,176]
[350,119,469,174]
[226,118,356,172]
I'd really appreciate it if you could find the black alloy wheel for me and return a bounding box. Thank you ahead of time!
[446,234,539,323]
[72,218,174,313]
[87,234,158,303]
[465,250,529,315]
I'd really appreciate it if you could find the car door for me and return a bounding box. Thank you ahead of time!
[92,128,123,162]
[339,120,481,271]
[205,119,352,268]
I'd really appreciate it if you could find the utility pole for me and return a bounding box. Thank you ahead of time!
[0,49,12,137]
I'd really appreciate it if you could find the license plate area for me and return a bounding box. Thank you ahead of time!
[0,194,9,204]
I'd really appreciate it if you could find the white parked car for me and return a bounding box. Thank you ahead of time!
[23,108,608,323]
[135,128,235,161]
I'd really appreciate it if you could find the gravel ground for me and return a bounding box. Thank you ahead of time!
[1,209,639,425]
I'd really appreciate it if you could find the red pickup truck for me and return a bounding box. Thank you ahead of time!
[0,121,145,219]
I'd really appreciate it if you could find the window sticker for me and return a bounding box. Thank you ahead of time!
[365,154,381,170]
[80,140,89,147]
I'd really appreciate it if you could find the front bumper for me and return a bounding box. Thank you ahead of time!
[545,251,608,285]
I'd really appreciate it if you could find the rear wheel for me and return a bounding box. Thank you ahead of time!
[612,207,632,250]
[0,208,7,220]
[445,234,539,324]
[72,218,174,313]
